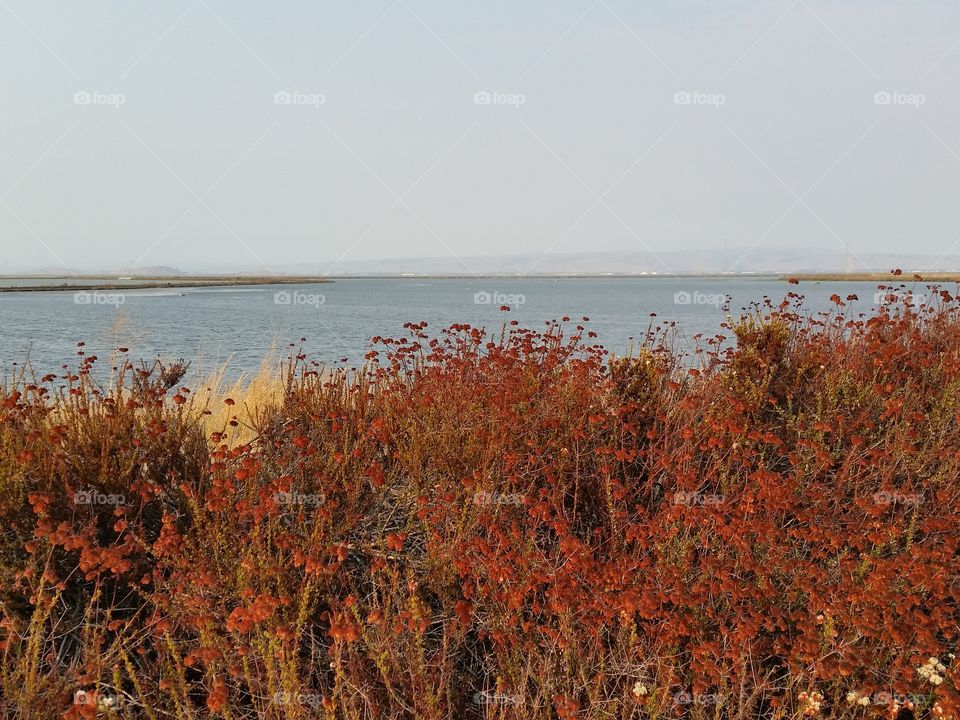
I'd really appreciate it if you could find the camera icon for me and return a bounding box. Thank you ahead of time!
[873,491,892,506]
[872,692,892,706]
[673,691,693,705]
[272,691,292,705]
[472,690,522,706]
[74,490,93,505]
[274,291,292,305]
[673,91,692,105]
[74,690,92,705]
[473,491,492,505]
[274,492,290,505]
[673,290,692,305]
[73,91,92,105]
[74,290,92,304]
[874,91,892,105]
[473,291,492,305]
[474,91,492,105]
[274,91,292,105]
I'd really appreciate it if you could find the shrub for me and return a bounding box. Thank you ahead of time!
[1,287,958,719]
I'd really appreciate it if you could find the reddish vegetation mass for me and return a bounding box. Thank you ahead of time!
[1,284,958,719]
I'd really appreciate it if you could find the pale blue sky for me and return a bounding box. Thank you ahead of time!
[1,1,959,273]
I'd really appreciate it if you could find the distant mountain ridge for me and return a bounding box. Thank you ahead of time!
[271,248,960,276]
[10,248,960,277]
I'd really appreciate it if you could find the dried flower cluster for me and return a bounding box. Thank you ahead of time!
[920,657,950,686]
[799,690,825,716]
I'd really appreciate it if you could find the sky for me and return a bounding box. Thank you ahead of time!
[1,1,959,275]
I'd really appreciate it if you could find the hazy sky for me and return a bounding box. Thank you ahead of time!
[1,1,959,274]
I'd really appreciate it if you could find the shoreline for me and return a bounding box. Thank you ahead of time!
[0,276,333,293]
[2,272,959,293]
[781,273,960,282]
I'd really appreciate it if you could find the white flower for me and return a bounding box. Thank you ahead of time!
[846,691,869,706]
[632,681,649,697]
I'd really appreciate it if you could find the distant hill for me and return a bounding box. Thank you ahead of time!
[4,265,190,278]
[9,248,960,277]
[270,248,960,276]
[124,266,188,277]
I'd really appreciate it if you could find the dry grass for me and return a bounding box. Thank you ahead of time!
[186,354,289,446]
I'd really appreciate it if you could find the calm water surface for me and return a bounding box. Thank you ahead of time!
[0,277,894,379]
